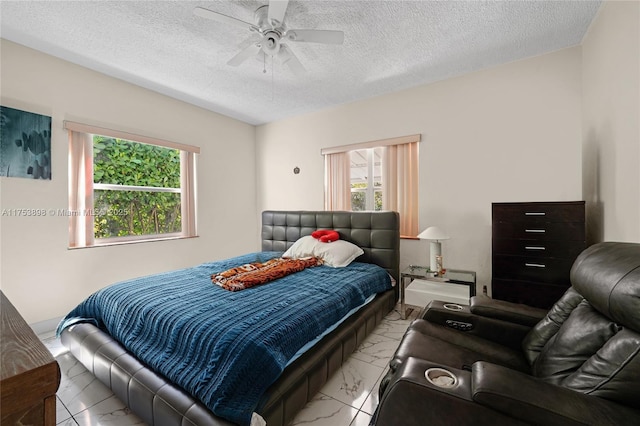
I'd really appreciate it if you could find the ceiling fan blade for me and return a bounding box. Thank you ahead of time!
[286,29,344,44]
[268,0,289,27]
[194,7,259,32]
[279,44,305,76]
[227,42,262,66]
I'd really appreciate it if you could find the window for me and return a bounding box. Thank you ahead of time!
[350,148,383,211]
[93,136,182,238]
[66,121,198,247]
[322,134,419,237]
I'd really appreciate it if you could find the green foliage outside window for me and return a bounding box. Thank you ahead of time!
[351,192,366,211]
[93,136,182,238]
[374,190,382,211]
[351,182,383,211]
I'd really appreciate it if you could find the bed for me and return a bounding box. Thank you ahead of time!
[59,210,400,426]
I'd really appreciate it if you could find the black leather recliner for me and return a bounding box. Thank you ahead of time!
[373,242,640,425]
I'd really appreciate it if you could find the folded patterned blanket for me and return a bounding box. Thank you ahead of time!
[212,256,323,291]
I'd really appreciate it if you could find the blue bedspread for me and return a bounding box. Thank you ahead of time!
[58,252,392,425]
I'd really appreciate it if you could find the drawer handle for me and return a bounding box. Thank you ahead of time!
[525,246,546,250]
[525,229,546,233]
[525,212,546,216]
[525,263,546,268]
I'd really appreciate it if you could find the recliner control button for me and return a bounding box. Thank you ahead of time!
[445,320,473,331]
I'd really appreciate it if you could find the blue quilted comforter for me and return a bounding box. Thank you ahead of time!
[58,252,392,425]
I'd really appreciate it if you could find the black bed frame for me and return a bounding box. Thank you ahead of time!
[61,210,400,426]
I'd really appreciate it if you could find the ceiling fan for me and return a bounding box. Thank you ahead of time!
[194,0,344,75]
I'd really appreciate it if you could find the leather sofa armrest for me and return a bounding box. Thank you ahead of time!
[420,301,531,351]
[472,361,640,425]
[470,295,547,327]
[374,357,527,426]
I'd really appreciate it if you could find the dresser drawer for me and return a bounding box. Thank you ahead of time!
[493,221,585,241]
[493,239,585,259]
[492,278,569,309]
[493,202,585,223]
[492,201,585,308]
[492,255,574,284]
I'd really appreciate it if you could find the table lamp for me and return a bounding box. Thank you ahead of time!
[417,226,450,272]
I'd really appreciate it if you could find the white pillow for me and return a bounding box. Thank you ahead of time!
[314,239,364,267]
[282,235,318,258]
[283,235,364,268]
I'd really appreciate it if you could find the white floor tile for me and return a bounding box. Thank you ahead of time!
[56,397,73,424]
[73,395,145,426]
[350,410,372,426]
[359,370,385,415]
[57,417,79,426]
[290,394,359,426]
[351,333,399,368]
[57,369,114,416]
[319,357,384,410]
[372,310,417,341]
[44,337,69,358]
[57,352,88,380]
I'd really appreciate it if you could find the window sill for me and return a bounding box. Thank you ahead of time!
[68,234,198,249]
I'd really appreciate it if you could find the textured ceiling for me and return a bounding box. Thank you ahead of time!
[1,1,601,125]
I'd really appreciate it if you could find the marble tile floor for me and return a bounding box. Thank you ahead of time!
[39,307,419,426]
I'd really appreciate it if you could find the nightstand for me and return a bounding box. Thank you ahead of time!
[400,266,476,319]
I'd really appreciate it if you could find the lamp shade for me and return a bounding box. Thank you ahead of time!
[417,226,450,241]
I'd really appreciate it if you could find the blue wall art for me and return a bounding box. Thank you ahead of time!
[0,106,52,180]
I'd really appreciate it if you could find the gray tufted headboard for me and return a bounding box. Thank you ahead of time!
[261,211,400,293]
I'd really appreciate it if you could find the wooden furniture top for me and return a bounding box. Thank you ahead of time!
[1,290,61,417]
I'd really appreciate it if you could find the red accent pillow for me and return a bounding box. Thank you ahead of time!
[311,230,340,243]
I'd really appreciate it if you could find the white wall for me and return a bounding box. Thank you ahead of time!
[256,48,584,294]
[582,0,640,244]
[8,3,636,323]
[0,40,257,324]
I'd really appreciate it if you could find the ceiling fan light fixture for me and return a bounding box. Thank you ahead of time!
[194,0,344,75]
[262,32,281,55]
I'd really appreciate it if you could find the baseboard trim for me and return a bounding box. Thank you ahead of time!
[30,317,63,335]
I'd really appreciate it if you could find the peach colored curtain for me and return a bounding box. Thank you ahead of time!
[324,152,351,210]
[382,142,419,237]
[68,131,94,248]
[180,151,198,237]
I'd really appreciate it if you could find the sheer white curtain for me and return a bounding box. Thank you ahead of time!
[382,142,419,237]
[324,152,351,210]
[68,130,95,248]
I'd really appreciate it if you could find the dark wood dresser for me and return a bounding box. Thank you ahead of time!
[1,291,60,425]
[492,201,586,309]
